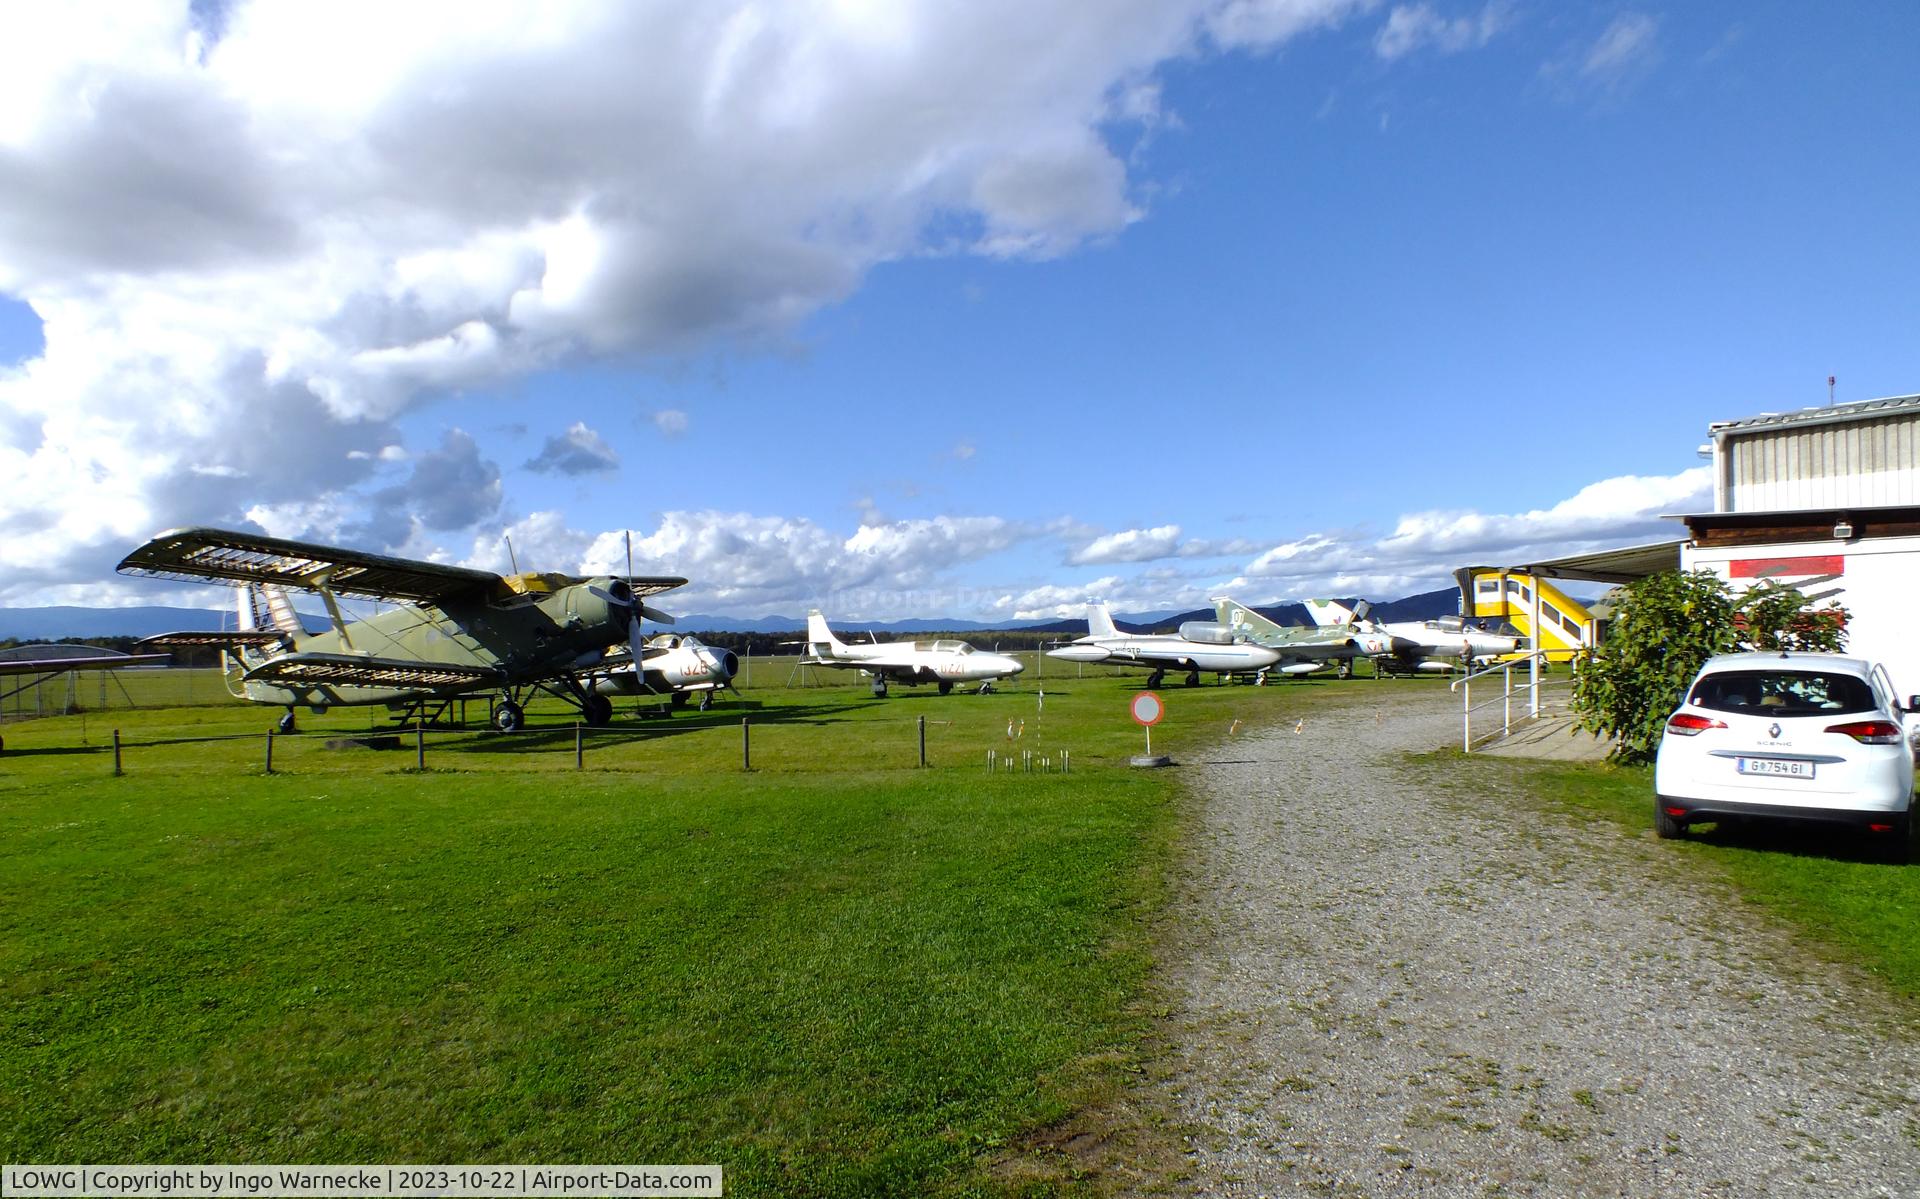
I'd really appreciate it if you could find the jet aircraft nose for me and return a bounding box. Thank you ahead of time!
[1007,657,1026,674]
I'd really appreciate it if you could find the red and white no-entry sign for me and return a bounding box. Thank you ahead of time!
[1131,691,1164,726]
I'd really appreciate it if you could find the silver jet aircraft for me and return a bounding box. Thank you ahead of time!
[593,633,739,710]
[805,610,1024,697]
[1046,601,1281,687]
[1304,599,1521,674]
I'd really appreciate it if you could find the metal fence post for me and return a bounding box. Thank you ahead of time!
[112,729,122,776]
[742,715,751,771]
[918,715,926,767]
[416,725,425,771]
[575,722,584,770]
[265,731,274,774]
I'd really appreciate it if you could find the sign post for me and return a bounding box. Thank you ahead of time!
[1129,691,1170,767]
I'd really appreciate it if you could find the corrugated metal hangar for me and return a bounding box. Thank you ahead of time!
[1709,393,1920,512]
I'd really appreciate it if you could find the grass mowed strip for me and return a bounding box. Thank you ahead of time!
[1435,752,1920,1004]
[2,669,1389,1193]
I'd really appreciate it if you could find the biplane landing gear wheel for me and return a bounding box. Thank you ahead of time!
[1146,670,1164,689]
[277,710,297,735]
[698,692,713,711]
[938,680,954,696]
[582,695,613,727]
[492,701,524,733]
[671,691,690,708]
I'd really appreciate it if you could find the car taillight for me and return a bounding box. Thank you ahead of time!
[1665,712,1726,736]
[1824,720,1904,744]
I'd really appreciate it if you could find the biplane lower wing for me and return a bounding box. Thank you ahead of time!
[241,653,506,690]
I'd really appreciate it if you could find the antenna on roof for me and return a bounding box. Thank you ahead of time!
[505,534,519,574]
[1828,374,1836,407]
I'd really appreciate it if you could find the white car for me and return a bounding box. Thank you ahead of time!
[1653,652,1920,859]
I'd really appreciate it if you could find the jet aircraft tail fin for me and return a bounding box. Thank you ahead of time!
[1212,596,1284,639]
[806,608,848,658]
[1086,601,1119,639]
[1304,598,1356,628]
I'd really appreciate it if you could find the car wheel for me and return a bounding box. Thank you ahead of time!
[1654,798,1686,840]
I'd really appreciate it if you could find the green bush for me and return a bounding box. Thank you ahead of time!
[1572,572,1846,763]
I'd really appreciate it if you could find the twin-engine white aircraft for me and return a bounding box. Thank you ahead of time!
[1211,596,1394,678]
[805,610,1024,697]
[120,526,685,732]
[593,633,739,710]
[1304,598,1521,674]
[1045,601,1282,687]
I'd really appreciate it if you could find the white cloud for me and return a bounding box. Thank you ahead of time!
[651,409,690,437]
[452,508,1036,618]
[1373,3,1507,60]
[1234,466,1710,599]
[12,1,1387,594]
[1583,13,1659,78]
[1069,524,1263,565]
[525,421,620,476]
[1070,524,1184,565]
[1541,11,1659,98]
[1206,0,1380,50]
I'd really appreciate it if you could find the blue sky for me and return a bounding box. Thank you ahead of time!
[1,3,1914,619]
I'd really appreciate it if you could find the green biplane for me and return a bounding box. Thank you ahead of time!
[119,527,685,733]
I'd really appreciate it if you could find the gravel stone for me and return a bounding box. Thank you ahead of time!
[1158,686,1920,1197]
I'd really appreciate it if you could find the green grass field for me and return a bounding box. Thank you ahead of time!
[10,662,1919,1193]
[0,661,1380,1195]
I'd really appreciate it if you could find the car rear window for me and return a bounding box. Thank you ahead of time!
[1688,669,1877,717]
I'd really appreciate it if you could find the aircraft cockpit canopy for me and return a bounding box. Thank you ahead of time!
[909,640,974,654]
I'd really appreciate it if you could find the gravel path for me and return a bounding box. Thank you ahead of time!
[1158,686,1920,1197]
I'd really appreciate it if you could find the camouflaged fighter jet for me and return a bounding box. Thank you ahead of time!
[119,527,685,733]
[1211,596,1395,679]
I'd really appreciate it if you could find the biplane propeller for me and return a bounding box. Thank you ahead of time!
[119,527,686,733]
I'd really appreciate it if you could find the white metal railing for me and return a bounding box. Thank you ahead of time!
[1448,651,1570,752]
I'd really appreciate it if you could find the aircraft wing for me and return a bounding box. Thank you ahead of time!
[0,651,170,677]
[137,630,288,649]
[241,653,505,690]
[118,527,504,604]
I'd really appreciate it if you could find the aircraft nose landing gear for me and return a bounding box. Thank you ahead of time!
[492,700,524,733]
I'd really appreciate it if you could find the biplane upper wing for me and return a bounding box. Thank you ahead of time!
[241,652,505,690]
[0,650,170,677]
[117,527,505,604]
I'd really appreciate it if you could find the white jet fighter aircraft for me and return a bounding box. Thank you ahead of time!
[805,610,1025,697]
[1046,602,1282,687]
[593,633,739,710]
[1304,599,1521,675]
